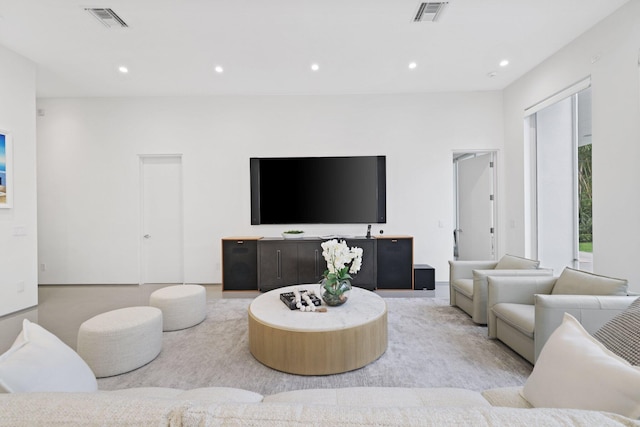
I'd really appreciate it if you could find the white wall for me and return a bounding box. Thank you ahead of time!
[503,0,640,291]
[36,92,504,284]
[0,46,38,316]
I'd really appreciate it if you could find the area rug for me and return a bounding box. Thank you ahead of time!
[98,297,532,395]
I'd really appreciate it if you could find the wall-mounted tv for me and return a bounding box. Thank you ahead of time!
[250,156,386,225]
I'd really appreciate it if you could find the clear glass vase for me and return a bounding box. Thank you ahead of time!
[320,278,352,306]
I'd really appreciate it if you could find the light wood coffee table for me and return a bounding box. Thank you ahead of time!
[248,284,387,375]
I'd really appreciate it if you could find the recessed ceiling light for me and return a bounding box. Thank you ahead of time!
[214,65,224,73]
[118,66,128,74]
[408,62,417,70]
[499,59,509,67]
[311,63,319,71]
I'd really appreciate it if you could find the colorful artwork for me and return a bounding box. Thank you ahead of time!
[0,131,12,208]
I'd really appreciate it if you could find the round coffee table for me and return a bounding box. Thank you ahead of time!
[248,284,387,375]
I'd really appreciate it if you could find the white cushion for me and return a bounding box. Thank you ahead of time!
[481,387,532,408]
[551,267,628,296]
[522,313,640,419]
[452,279,473,298]
[0,319,97,393]
[263,387,490,408]
[593,296,640,365]
[494,254,539,270]
[109,386,264,403]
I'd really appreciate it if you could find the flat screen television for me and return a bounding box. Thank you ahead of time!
[250,156,386,225]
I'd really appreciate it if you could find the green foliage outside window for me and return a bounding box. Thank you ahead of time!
[578,144,592,247]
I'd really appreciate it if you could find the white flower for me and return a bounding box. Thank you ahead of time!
[321,239,363,280]
[349,256,362,274]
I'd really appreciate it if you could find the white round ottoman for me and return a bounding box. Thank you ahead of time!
[77,306,163,378]
[149,284,207,331]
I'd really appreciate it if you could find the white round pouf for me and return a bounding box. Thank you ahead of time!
[77,306,162,378]
[149,284,207,331]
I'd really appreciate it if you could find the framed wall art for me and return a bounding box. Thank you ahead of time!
[0,130,12,208]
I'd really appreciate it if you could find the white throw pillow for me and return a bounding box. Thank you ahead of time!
[494,254,539,270]
[522,313,640,419]
[594,297,640,365]
[0,319,97,392]
[551,267,628,296]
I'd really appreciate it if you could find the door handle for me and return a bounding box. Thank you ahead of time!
[276,250,281,279]
[143,234,151,239]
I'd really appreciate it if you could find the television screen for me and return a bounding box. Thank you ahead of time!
[250,156,386,225]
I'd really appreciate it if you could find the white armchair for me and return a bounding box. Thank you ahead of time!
[449,254,551,324]
[533,294,637,361]
[487,267,631,364]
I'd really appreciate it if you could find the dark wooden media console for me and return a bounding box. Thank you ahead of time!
[222,236,414,291]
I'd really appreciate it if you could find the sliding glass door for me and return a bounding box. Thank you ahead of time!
[528,86,592,274]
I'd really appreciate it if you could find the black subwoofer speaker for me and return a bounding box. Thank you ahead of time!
[222,239,258,290]
[414,264,435,290]
[376,237,413,289]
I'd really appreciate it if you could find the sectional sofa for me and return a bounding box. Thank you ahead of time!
[1,271,638,426]
[1,385,638,426]
[2,305,639,426]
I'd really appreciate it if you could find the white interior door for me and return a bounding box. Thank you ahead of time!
[455,152,495,260]
[140,155,184,284]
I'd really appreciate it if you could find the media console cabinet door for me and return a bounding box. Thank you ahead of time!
[258,241,298,291]
[222,238,259,291]
[297,241,324,284]
[376,237,413,289]
[344,238,376,291]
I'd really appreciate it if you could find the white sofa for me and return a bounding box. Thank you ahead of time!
[0,386,637,426]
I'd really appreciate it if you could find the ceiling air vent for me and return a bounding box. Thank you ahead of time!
[413,2,449,22]
[85,8,128,28]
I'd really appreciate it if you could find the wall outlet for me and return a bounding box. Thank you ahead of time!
[17,281,25,293]
[40,263,46,271]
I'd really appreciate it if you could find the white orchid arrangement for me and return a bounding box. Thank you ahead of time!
[320,239,363,293]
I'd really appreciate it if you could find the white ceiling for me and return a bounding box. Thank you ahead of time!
[0,0,630,98]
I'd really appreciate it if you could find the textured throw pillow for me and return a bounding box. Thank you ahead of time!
[0,319,97,393]
[494,254,539,270]
[551,267,628,296]
[522,313,640,419]
[594,297,640,366]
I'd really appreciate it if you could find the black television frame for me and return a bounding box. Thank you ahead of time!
[250,155,386,225]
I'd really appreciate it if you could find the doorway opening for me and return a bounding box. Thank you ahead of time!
[452,151,497,261]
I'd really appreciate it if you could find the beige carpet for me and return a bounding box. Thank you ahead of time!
[97,297,532,395]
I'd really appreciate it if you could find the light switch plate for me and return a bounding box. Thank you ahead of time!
[13,226,27,236]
